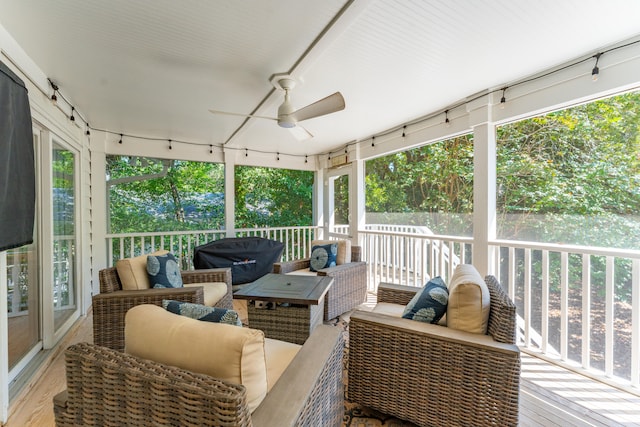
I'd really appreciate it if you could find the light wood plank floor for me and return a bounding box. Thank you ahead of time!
[5,305,640,426]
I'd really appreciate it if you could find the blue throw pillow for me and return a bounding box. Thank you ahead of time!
[309,243,338,272]
[147,253,183,288]
[402,276,449,324]
[163,300,242,326]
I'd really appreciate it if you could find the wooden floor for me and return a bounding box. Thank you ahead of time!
[5,305,640,426]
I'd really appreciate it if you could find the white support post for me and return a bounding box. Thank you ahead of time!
[314,168,324,241]
[351,157,365,247]
[471,121,497,277]
[224,151,235,238]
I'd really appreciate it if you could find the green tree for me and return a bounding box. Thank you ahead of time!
[107,157,225,233]
[365,135,474,234]
[234,166,313,228]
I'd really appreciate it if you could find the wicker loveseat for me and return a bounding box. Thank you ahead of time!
[93,259,233,352]
[348,275,521,427]
[273,241,366,320]
[53,311,345,427]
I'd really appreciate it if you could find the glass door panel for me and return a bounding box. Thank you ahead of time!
[6,245,39,370]
[331,174,349,235]
[52,142,76,331]
[6,130,40,371]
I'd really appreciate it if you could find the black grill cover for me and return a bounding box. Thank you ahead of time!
[193,237,284,285]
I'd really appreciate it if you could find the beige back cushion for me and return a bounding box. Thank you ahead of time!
[125,304,268,412]
[446,264,490,334]
[183,282,228,306]
[116,249,169,290]
[311,239,351,265]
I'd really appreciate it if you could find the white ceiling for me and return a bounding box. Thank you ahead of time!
[2,0,640,157]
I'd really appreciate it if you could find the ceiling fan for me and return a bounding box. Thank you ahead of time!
[209,77,345,141]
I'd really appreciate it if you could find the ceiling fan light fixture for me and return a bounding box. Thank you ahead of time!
[277,117,297,128]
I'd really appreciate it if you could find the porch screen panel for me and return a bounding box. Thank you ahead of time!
[0,61,35,251]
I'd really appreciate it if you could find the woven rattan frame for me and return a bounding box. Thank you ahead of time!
[273,246,366,320]
[93,266,232,352]
[348,275,521,427]
[246,296,325,344]
[54,325,344,427]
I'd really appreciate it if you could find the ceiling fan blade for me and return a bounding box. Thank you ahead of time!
[289,125,313,141]
[209,109,277,121]
[292,92,345,122]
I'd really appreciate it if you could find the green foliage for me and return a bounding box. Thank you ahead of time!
[234,166,313,228]
[107,157,225,233]
[364,91,640,247]
[365,135,475,234]
[497,91,640,248]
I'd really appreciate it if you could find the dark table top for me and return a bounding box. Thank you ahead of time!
[233,273,333,305]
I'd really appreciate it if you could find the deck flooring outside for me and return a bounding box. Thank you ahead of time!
[5,300,640,426]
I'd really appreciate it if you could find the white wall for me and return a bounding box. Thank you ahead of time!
[1,24,91,424]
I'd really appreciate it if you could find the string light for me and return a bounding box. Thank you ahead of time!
[276,152,280,161]
[245,148,248,157]
[42,39,637,163]
[305,155,308,163]
[209,144,213,154]
[48,79,58,104]
[445,110,450,127]
[402,125,406,138]
[592,53,602,81]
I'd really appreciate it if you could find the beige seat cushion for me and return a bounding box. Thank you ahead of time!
[446,264,490,334]
[125,304,268,412]
[371,302,405,317]
[311,239,351,265]
[264,338,301,391]
[183,282,228,306]
[116,249,169,290]
[286,268,318,277]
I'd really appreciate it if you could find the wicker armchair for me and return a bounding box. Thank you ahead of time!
[92,266,232,351]
[53,324,345,427]
[348,275,521,427]
[273,245,366,320]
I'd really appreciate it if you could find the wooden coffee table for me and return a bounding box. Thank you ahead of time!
[234,273,334,344]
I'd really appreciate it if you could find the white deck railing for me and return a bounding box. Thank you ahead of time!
[490,239,640,393]
[106,226,320,269]
[105,226,639,393]
[360,228,471,290]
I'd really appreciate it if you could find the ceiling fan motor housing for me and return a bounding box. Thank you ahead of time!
[277,84,297,128]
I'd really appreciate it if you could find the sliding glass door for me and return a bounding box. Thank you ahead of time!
[51,141,77,331]
[6,129,41,374]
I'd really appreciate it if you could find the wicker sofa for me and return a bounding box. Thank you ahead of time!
[273,243,366,320]
[53,322,344,427]
[348,275,521,427]
[93,265,233,352]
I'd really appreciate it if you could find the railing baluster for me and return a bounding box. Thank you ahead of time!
[632,259,639,388]
[542,250,549,354]
[582,253,591,370]
[524,248,531,347]
[448,241,455,281]
[561,252,569,361]
[508,247,515,298]
[605,256,615,377]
